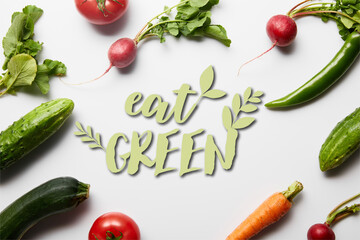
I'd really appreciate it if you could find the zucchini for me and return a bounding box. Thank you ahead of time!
[319,108,360,171]
[0,98,74,170]
[0,177,89,240]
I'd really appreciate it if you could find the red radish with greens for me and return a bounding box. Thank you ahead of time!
[307,193,360,240]
[238,13,297,72]
[91,0,231,82]
[239,0,360,73]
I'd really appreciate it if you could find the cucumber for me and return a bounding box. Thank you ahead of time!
[0,177,89,240]
[0,98,74,170]
[319,108,360,171]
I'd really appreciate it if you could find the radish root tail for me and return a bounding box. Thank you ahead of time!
[60,64,113,86]
[237,41,277,76]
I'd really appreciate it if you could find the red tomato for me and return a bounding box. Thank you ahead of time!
[89,212,141,240]
[75,0,128,25]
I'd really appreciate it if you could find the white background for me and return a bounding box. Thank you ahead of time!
[0,0,359,239]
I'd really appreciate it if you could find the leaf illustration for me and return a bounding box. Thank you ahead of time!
[240,104,258,113]
[233,117,255,129]
[248,97,261,103]
[232,94,241,117]
[200,65,214,94]
[89,144,101,149]
[253,91,264,97]
[96,133,101,145]
[243,87,252,103]
[75,121,84,132]
[202,89,226,99]
[75,121,105,151]
[222,106,233,130]
[74,131,86,136]
[81,137,93,142]
[87,126,93,138]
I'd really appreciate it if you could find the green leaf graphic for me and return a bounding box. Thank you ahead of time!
[253,91,263,97]
[75,121,84,132]
[232,94,241,117]
[243,87,252,103]
[75,121,105,151]
[248,97,261,103]
[240,104,258,113]
[202,89,226,99]
[233,117,255,129]
[222,106,233,130]
[200,65,214,94]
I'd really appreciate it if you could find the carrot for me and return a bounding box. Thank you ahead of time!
[226,181,303,240]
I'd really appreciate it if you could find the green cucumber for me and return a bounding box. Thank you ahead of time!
[0,98,74,170]
[319,108,360,171]
[0,177,89,240]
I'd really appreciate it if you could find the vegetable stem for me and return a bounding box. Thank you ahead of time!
[287,0,312,16]
[281,181,303,202]
[137,19,186,42]
[291,10,360,25]
[326,193,360,226]
[134,0,189,44]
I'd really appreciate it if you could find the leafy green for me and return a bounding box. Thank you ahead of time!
[290,0,360,40]
[136,0,231,46]
[34,60,67,94]
[0,5,66,97]
[0,54,37,96]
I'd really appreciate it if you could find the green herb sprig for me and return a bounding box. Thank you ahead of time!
[288,0,360,40]
[133,0,231,46]
[222,88,264,131]
[0,5,67,97]
[75,122,105,151]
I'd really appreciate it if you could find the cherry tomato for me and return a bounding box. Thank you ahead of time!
[75,0,128,25]
[89,212,141,240]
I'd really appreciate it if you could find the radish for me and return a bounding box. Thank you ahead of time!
[96,38,137,80]
[238,14,297,73]
[307,193,360,240]
[266,15,297,47]
[85,0,231,83]
[307,223,335,240]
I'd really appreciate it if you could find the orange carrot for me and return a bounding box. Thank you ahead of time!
[226,181,303,240]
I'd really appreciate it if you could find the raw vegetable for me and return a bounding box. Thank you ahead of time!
[226,181,303,240]
[89,212,140,240]
[266,14,297,47]
[265,0,360,108]
[307,193,360,240]
[0,98,74,170]
[75,0,128,25]
[0,177,90,240]
[94,0,231,80]
[265,31,360,108]
[238,14,298,72]
[319,107,360,172]
[0,5,67,97]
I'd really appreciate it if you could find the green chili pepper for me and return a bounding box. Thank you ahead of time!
[265,31,360,109]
